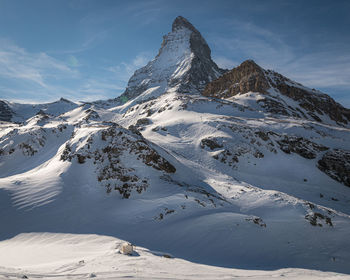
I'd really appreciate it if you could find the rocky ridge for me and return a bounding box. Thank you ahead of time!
[203,60,350,126]
[120,16,225,102]
[0,98,78,123]
[1,16,350,274]
[0,101,13,122]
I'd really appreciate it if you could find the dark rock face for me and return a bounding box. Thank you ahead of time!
[203,60,350,126]
[172,16,198,33]
[0,101,13,122]
[200,137,223,150]
[203,60,269,98]
[83,109,100,122]
[135,118,151,127]
[305,212,333,227]
[268,72,350,124]
[276,136,329,159]
[256,97,290,116]
[60,124,176,197]
[318,149,350,187]
[121,16,225,100]
[178,17,225,93]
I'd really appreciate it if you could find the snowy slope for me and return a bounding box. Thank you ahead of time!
[1,16,350,279]
[1,233,348,280]
[203,60,350,127]
[1,92,350,275]
[0,98,78,123]
[119,16,224,105]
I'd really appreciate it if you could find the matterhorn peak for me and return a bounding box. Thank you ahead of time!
[172,16,198,33]
[120,16,225,102]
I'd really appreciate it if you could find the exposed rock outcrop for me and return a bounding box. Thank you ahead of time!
[60,124,176,197]
[318,149,350,187]
[203,60,350,125]
[277,136,329,159]
[269,72,350,124]
[121,16,225,101]
[0,100,13,122]
[203,60,269,98]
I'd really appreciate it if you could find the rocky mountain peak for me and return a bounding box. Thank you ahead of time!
[120,16,225,102]
[203,59,269,98]
[240,59,258,67]
[203,60,350,126]
[0,100,13,122]
[59,97,73,103]
[172,16,198,33]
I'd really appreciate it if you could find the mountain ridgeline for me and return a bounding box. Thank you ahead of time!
[203,59,350,125]
[115,16,350,128]
[120,16,225,101]
[1,16,350,274]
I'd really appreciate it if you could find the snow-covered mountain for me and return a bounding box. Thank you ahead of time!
[1,16,350,279]
[203,59,350,127]
[0,97,78,123]
[120,16,225,103]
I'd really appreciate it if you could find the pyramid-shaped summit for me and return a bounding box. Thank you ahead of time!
[121,16,225,101]
[172,16,198,32]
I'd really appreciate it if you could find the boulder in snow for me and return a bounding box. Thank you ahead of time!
[120,242,134,255]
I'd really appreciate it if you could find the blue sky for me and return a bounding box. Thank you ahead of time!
[0,0,349,107]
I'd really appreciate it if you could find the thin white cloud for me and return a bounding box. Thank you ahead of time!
[79,78,125,95]
[0,40,154,103]
[280,53,350,89]
[133,53,150,68]
[0,39,79,89]
[209,20,350,95]
[49,29,109,55]
[212,56,238,69]
[107,52,152,83]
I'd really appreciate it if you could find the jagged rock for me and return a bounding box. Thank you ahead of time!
[257,97,290,116]
[120,16,225,101]
[0,100,13,122]
[59,97,74,103]
[0,98,78,123]
[246,216,266,227]
[0,127,49,157]
[136,118,151,127]
[272,73,350,124]
[318,149,350,187]
[36,109,48,116]
[255,131,270,141]
[305,212,333,227]
[203,60,269,98]
[203,60,350,125]
[276,136,329,159]
[200,137,223,150]
[84,109,100,121]
[60,124,176,197]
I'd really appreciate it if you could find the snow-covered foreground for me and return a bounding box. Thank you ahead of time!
[1,93,350,277]
[1,15,350,279]
[0,233,348,280]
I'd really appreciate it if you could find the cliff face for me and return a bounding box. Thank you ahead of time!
[0,101,13,122]
[121,16,225,101]
[202,60,270,98]
[203,60,350,125]
[1,16,350,275]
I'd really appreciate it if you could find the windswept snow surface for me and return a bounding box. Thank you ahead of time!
[1,98,78,123]
[1,92,350,278]
[124,27,193,100]
[0,233,348,280]
[1,16,350,280]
